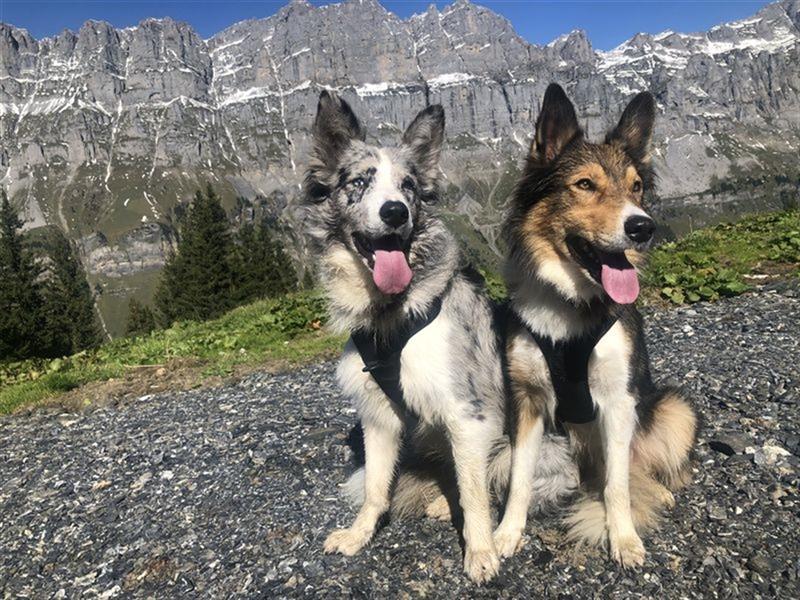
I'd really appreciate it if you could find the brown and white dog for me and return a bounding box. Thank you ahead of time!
[494,83,698,566]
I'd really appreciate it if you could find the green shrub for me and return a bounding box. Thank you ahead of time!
[644,210,799,304]
[268,293,328,334]
[479,268,508,302]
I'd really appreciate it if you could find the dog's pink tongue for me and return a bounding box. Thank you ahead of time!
[601,263,640,304]
[373,250,413,295]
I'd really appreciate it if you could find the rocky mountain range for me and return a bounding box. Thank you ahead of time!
[1,0,798,335]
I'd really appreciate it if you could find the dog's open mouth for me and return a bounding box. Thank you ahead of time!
[566,236,640,304]
[352,233,413,295]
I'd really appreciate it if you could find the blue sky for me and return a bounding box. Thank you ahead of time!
[0,1,771,50]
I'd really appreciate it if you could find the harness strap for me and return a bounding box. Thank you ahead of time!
[351,294,444,409]
[523,313,618,424]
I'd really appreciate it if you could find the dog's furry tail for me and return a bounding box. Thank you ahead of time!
[341,467,445,518]
[341,467,446,518]
[564,389,698,547]
[563,471,671,547]
[488,433,578,513]
[342,433,578,518]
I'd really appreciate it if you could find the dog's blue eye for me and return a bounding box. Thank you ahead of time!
[575,178,594,191]
[632,180,642,193]
[401,177,416,192]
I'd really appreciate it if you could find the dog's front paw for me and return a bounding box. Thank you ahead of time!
[323,527,371,556]
[493,523,524,558]
[464,547,500,584]
[609,532,646,567]
[424,495,452,521]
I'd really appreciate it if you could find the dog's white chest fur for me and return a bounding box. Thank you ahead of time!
[336,312,460,425]
[398,312,456,422]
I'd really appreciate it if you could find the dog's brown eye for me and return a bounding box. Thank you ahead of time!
[401,177,416,192]
[351,177,365,189]
[632,180,642,193]
[575,178,594,191]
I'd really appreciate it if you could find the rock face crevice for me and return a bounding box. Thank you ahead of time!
[0,1,797,292]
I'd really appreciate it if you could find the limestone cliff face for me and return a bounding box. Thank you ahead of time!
[1,0,797,288]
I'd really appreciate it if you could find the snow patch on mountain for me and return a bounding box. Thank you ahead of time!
[598,2,798,83]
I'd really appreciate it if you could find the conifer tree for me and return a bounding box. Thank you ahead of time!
[232,219,297,304]
[0,189,46,360]
[39,229,100,355]
[155,184,235,323]
[231,222,258,304]
[264,226,297,296]
[125,298,157,337]
[301,268,315,290]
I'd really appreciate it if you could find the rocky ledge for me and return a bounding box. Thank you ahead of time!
[1,283,798,598]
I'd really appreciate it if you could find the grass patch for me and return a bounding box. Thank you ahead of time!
[643,210,800,304]
[0,291,344,415]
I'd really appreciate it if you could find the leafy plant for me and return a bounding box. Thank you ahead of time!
[644,210,800,304]
[479,268,508,302]
[268,293,328,334]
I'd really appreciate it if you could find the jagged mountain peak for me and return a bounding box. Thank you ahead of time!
[599,0,798,84]
[444,0,478,12]
[4,0,796,51]
[547,29,588,45]
[280,0,325,18]
[345,0,386,6]
[784,0,800,27]
[0,22,36,50]
[134,17,202,37]
[546,29,594,63]
[0,21,32,36]
[77,20,118,34]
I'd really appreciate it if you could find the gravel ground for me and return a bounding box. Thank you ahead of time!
[1,284,799,599]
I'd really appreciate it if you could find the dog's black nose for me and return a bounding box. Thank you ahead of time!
[379,201,409,229]
[624,215,656,243]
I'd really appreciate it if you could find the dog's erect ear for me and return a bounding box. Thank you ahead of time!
[312,90,366,166]
[306,91,365,202]
[607,91,656,163]
[402,104,445,182]
[532,83,582,163]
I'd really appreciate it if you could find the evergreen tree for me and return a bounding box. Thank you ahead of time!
[126,298,157,337]
[231,222,258,304]
[155,184,235,323]
[301,268,315,290]
[232,219,297,304]
[39,229,100,355]
[0,189,46,360]
[264,227,297,296]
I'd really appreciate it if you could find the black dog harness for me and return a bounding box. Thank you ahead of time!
[522,313,618,424]
[351,295,444,410]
